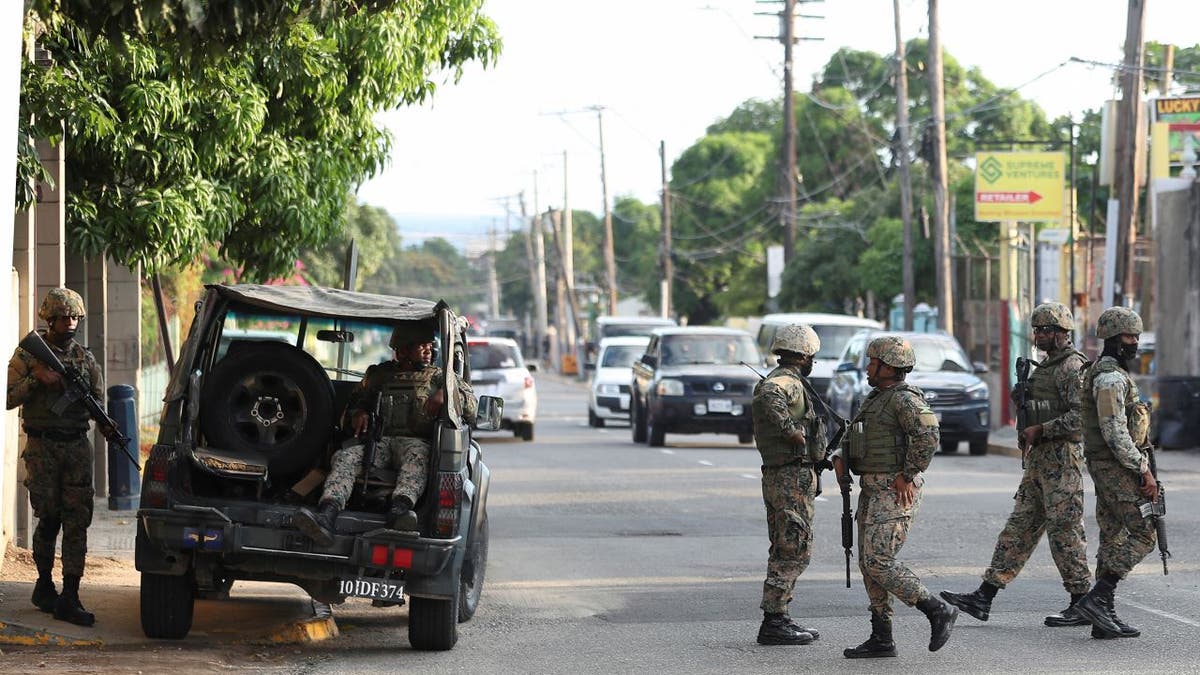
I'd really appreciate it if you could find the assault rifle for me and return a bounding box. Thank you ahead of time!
[19,331,140,471]
[1141,445,1170,575]
[837,452,853,589]
[1015,357,1033,469]
[358,390,384,494]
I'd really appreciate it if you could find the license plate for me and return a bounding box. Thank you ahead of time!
[619,394,630,410]
[708,398,733,413]
[339,577,405,602]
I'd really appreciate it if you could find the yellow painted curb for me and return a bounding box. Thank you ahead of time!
[0,620,103,647]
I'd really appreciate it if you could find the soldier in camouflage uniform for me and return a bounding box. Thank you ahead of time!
[7,288,115,627]
[1072,306,1159,640]
[294,323,477,546]
[941,302,1092,627]
[833,335,957,658]
[752,323,827,646]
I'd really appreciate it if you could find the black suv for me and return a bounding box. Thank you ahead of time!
[630,327,764,447]
[827,330,991,455]
[135,284,501,650]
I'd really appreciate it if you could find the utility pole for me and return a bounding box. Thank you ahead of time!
[592,106,619,315]
[530,175,549,360]
[487,219,500,318]
[927,0,953,332]
[893,0,915,330]
[1114,0,1146,308]
[659,140,674,319]
[549,209,584,352]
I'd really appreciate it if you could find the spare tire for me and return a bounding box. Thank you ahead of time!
[199,342,334,477]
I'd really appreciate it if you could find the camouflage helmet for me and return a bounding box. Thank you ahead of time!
[389,322,434,349]
[38,287,85,322]
[1096,306,1143,340]
[866,335,916,369]
[771,323,821,357]
[1030,302,1073,331]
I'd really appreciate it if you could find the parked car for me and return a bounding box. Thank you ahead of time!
[756,313,883,400]
[630,327,764,447]
[468,336,538,441]
[136,284,500,649]
[583,315,677,371]
[587,336,651,427]
[827,330,991,455]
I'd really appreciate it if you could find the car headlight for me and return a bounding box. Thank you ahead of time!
[966,382,989,400]
[656,379,684,396]
[597,384,621,396]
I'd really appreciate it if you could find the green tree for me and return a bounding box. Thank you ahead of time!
[19,1,500,279]
[299,199,401,288]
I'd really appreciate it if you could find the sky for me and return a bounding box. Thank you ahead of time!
[355,0,1197,252]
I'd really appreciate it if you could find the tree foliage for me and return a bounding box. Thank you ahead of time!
[19,1,500,279]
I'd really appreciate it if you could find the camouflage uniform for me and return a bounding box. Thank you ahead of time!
[319,361,477,509]
[7,294,102,581]
[848,383,940,618]
[983,344,1091,594]
[753,363,823,614]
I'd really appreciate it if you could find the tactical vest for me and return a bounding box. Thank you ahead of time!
[1023,348,1085,438]
[377,367,441,438]
[845,383,922,474]
[754,366,825,466]
[19,338,94,431]
[1080,357,1147,460]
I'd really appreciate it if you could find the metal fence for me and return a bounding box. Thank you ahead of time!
[138,359,170,429]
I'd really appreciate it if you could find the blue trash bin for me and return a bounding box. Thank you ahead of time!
[107,384,140,510]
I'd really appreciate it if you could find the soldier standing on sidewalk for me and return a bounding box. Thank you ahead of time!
[941,302,1092,627]
[6,288,108,626]
[1072,307,1159,639]
[833,335,958,658]
[751,323,826,646]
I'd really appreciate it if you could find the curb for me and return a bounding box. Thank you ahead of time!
[0,620,103,647]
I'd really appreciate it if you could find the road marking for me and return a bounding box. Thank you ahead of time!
[1124,600,1200,628]
[697,460,714,466]
[660,449,675,455]
[741,473,758,480]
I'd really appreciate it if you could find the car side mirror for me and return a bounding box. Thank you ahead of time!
[973,361,989,374]
[475,395,504,431]
[527,363,539,373]
[836,362,858,373]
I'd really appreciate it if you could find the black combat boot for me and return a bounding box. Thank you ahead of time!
[1074,573,1121,635]
[53,575,95,627]
[294,500,338,547]
[757,611,814,645]
[843,611,897,658]
[916,596,958,652]
[1045,592,1089,627]
[785,615,820,641]
[939,581,998,622]
[1091,586,1140,639]
[388,496,418,531]
[31,573,58,613]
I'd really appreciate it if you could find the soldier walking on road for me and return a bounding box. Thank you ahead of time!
[941,302,1092,627]
[751,324,827,646]
[1072,307,1159,639]
[7,288,113,626]
[833,336,957,658]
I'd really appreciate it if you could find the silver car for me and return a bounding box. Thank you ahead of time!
[468,337,538,441]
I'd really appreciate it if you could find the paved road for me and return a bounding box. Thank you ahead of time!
[5,370,1199,673]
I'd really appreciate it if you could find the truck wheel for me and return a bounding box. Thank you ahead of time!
[200,342,334,477]
[519,422,534,442]
[648,413,666,447]
[458,513,489,622]
[587,409,599,427]
[940,440,959,454]
[969,435,990,456]
[631,401,647,443]
[409,591,460,650]
[141,571,195,639]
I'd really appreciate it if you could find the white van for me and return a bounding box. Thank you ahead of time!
[756,313,884,399]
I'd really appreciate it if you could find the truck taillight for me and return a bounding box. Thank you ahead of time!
[435,472,463,537]
[142,453,171,508]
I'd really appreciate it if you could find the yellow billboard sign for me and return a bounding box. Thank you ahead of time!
[974,151,1065,222]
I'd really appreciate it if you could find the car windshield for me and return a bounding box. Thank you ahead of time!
[601,345,644,368]
[602,323,665,338]
[661,334,759,366]
[812,325,872,359]
[909,337,972,373]
[219,309,397,376]
[469,343,523,370]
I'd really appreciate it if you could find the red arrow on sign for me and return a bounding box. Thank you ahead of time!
[976,191,1043,204]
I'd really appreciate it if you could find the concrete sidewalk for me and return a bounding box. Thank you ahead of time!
[0,501,335,648]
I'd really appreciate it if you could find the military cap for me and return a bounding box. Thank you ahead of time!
[771,323,821,357]
[1096,306,1143,340]
[1030,302,1074,331]
[38,287,86,322]
[866,335,916,368]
